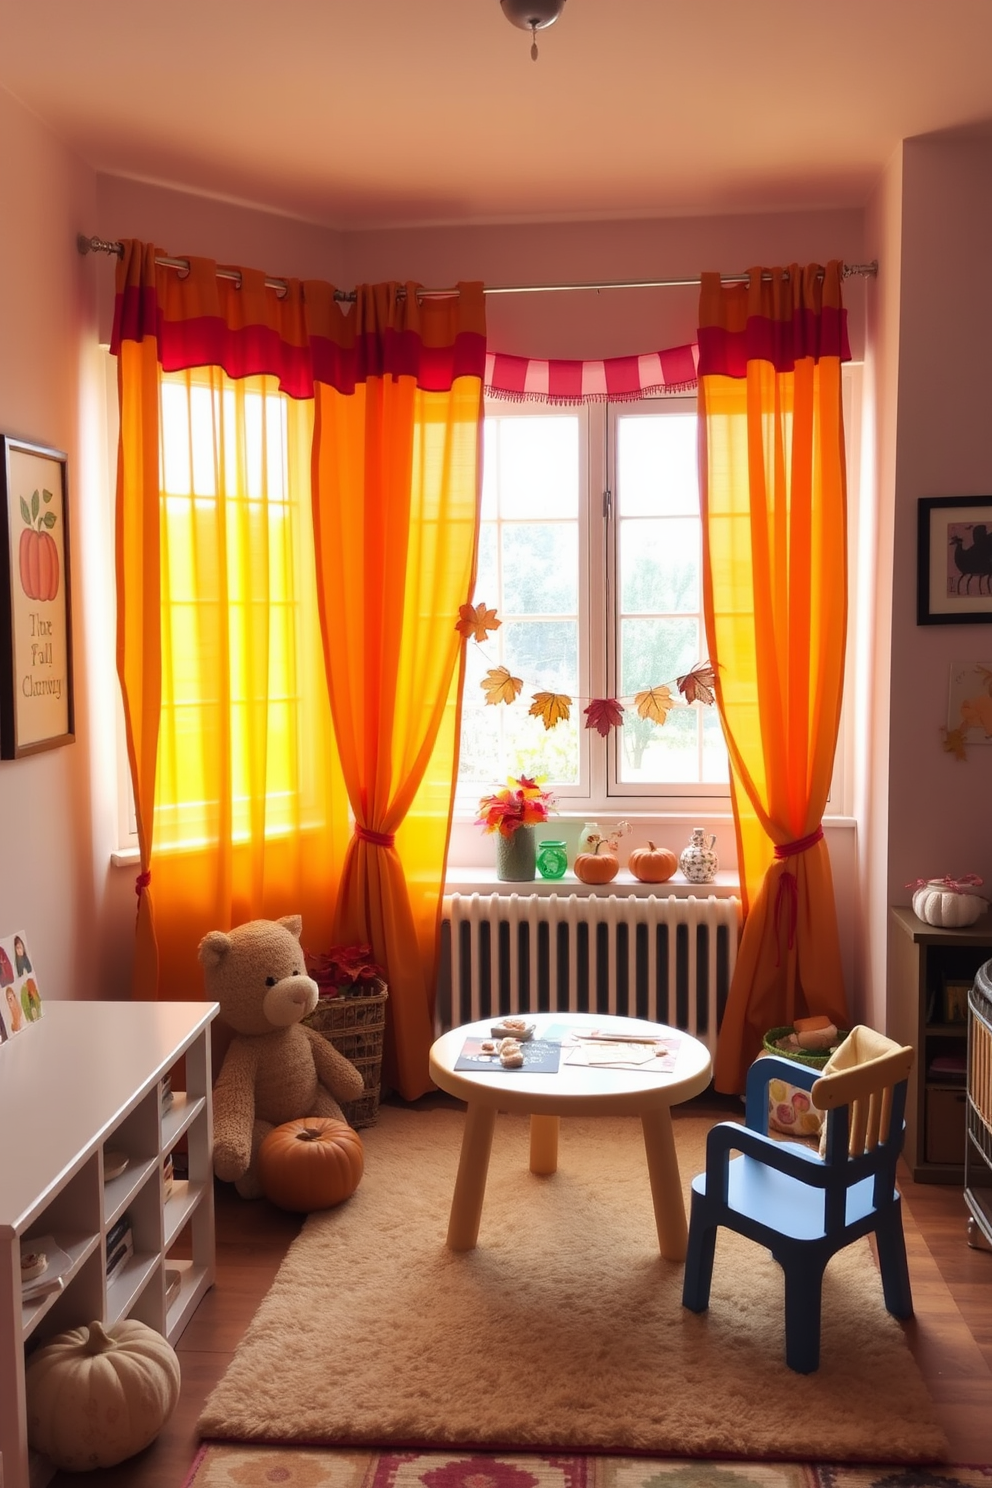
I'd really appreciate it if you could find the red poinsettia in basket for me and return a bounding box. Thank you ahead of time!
[475,775,556,838]
[305,943,386,999]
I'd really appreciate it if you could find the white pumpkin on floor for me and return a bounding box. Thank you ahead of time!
[26,1318,180,1470]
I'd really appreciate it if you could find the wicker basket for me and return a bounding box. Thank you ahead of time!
[303,981,388,1129]
[762,1024,848,1070]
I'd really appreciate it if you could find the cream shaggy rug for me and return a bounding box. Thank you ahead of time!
[197,1106,948,1462]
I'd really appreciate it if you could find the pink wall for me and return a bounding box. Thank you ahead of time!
[0,87,126,1001]
[883,137,992,961]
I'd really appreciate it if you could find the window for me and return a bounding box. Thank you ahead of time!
[145,369,329,853]
[456,397,728,812]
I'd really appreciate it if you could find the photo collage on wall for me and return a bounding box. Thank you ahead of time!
[0,930,42,1042]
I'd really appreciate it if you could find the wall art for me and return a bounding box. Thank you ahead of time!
[0,436,74,756]
[918,495,992,624]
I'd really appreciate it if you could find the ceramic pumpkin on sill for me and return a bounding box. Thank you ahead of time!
[573,821,630,885]
[574,840,619,884]
[628,841,678,884]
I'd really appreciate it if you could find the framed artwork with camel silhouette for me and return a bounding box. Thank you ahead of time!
[0,436,74,757]
[918,495,992,624]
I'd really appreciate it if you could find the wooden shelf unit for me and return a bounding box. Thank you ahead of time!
[0,999,218,1488]
[890,905,992,1183]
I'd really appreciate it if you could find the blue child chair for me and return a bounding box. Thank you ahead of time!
[681,1026,915,1373]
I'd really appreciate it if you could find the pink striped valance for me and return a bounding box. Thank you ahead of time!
[485,343,699,405]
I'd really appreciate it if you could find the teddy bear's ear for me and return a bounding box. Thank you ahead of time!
[198,930,233,970]
[278,914,303,941]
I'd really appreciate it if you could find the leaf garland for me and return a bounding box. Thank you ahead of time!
[459,603,717,732]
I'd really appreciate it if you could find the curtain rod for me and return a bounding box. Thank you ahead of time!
[76,234,877,301]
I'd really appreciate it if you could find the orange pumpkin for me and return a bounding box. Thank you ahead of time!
[628,841,678,884]
[19,527,60,602]
[573,843,619,884]
[258,1117,364,1213]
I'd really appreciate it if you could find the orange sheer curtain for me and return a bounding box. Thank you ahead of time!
[311,283,486,1100]
[114,246,352,1003]
[697,263,852,1094]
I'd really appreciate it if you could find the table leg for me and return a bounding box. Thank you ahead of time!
[529,1113,559,1174]
[446,1102,497,1251]
[640,1107,688,1260]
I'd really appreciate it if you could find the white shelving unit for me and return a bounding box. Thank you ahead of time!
[0,1000,218,1488]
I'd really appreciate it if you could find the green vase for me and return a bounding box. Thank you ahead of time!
[496,825,536,882]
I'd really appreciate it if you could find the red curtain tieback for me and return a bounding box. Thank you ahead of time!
[773,826,824,962]
[135,869,152,898]
[355,825,396,848]
[774,825,824,860]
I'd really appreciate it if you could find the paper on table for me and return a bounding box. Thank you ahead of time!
[564,1038,680,1072]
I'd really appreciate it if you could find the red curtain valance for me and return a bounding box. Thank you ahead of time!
[110,242,487,397]
[485,343,699,404]
[697,262,850,378]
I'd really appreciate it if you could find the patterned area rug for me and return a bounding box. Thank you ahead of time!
[183,1446,992,1488]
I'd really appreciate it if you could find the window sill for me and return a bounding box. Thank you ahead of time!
[443,868,741,898]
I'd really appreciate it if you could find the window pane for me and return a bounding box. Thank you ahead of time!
[483,416,578,519]
[620,517,699,613]
[618,414,697,516]
[459,409,582,793]
[502,525,578,615]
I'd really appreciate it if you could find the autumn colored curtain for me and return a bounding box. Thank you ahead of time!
[310,284,486,1099]
[112,244,486,1098]
[697,262,852,1094]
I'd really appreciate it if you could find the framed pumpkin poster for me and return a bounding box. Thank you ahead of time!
[0,436,74,756]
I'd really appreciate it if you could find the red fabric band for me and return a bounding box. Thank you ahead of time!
[135,869,151,898]
[772,826,823,963]
[355,825,396,848]
[774,825,824,859]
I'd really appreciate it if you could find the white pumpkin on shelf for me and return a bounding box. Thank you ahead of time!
[911,875,986,929]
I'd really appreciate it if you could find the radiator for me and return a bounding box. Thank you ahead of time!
[437,891,741,1058]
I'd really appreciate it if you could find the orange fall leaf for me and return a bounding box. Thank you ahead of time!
[634,684,675,725]
[529,692,572,730]
[456,602,501,643]
[482,666,523,706]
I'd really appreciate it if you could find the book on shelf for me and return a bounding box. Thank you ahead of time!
[165,1265,183,1308]
[163,1152,175,1199]
[161,1073,174,1113]
[105,1211,131,1256]
[20,1235,72,1303]
[105,1228,134,1285]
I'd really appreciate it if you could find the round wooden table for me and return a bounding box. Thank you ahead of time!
[429,1011,712,1258]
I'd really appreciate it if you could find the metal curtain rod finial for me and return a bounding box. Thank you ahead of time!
[77,233,124,258]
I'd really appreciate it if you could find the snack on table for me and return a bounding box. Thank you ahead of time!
[491,1018,536,1041]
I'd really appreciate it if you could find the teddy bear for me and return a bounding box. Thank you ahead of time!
[198,914,366,1199]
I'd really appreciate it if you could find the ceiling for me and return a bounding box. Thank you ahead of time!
[2,1,992,233]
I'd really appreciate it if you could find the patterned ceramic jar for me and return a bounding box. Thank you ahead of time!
[679,827,718,883]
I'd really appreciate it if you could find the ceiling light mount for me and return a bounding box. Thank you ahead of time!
[500,0,566,61]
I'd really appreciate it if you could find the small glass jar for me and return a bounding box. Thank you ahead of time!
[536,839,568,880]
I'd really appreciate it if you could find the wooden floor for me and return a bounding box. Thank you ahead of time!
[47,1092,992,1488]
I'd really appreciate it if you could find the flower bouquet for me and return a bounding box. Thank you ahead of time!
[475,775,556,837]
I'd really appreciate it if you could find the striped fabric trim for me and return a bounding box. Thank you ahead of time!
[485,343,699,404]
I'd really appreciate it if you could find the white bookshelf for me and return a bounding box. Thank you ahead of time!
[0,1000,218,1488]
